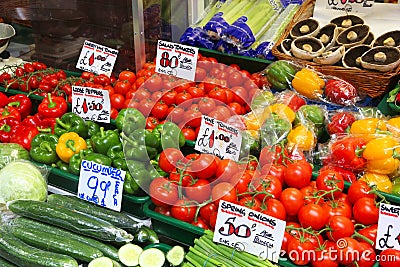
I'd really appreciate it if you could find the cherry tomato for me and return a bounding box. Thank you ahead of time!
[284,161,313,189]
[298,203,329,230]
[327,215,355,241]
[146,116,159,130]
[262,198,286,220]
[119,70,136,84]
[114,80,132,96]
[110,94,125,110]
[182,127,196,141]
[279,188,304,216]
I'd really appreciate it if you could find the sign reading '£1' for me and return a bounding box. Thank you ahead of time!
[213,200,286,263]
[155,40,198,81]
[376,203,400,251]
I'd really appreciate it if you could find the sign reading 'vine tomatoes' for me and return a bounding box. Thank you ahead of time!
[195,115,242,161]
[376,203,400,251]
[72,86,111,123]
[155,40,198,81]
[213,200,286,263]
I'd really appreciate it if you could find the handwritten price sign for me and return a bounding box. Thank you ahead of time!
[195,115,242,161]
[376,203,400,250]
[213,200,286,263]
[321,0,373,13]
[72,86,111,123]
[76,40,118,77]
[155,40,198,81]
[77,160,126,212]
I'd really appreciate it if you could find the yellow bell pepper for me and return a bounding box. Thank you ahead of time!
[287,124,316,151]
[56,132,87,163]
[349,118,387,135]
[359,172,393,193]
[387,117,400,137]
[291,68,325,100]
[362,136,400,174]
[264,103,296,123]
[244,112,263,131]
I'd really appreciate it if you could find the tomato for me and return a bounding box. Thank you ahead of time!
[262,198,286,220]
[174,80,194,93]
[379,249,400,267]
[119,70,136,84]
[81,71,94,80]
[208,87,227,104]
[195,67,207,81]
[60,83,72,96]
[183,109,202,128]
[32,61,47,70]
[185,179,211,203]
[171,199,197,223]
[198,97,216,115]
[137,99,155,116]
[168,107,185,124]
[298,203,329,230]
[149,177,179,207]
[135,76,146,88]
[110,108,118,120]
[279,188,304,216]
[287,237,315,265]
[311,248,339,267]
[181,127,196,141]
[145,74,163,92]
[215,105,232,119]
[93,74,111,86]
[347,180,375,205]
[353,197,379,225]
[316,170,344,199]
[192,217,210,230]
[175,91,192,106]
[160,90,177,106]
[169,168,192,187]
[110,94,125,110]
[319,165,357,183]
[215,159,240,182]
[212,182,237,205]
[146,116,159,130]
[151,101,169,120]
[231,86,248,105]
[158,148,185,173]
[189,154,218,179]
[113,80,131,96]
[199,203,217,224]
[154,205,171,217]
[262,164,286,186]
[209,211,218,230]
[227,102,242,115]
[150,91,163,103]
[228,71,244,86]
[239,196,262,212]
[327,215,355,241]
[284,161,313,189]
[15,67,25,77]
[188,86,205,98]
[277,91,306,112]
[282,231,294,253]
[230,170,256,196]
[27,76,39,89]
[356,224,377,246]
[322,199,352,219]
[254,175,282,201]
[350,241,376,267]
[334,237,361,265]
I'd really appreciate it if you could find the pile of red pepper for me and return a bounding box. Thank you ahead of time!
[0,92,67,150]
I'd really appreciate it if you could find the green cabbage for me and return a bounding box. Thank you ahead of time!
[0,161,47,203]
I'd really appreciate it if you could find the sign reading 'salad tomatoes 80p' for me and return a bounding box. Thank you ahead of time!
[213,200,286,263]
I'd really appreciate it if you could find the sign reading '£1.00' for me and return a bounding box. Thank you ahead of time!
[72,86,111,123]
[77,160,126,212]
[213,200,286,263]
[376,203,400,251]
[155,40,198,81]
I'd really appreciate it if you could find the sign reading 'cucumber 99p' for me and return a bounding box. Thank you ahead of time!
[213,200,286,263]
[155,40,198,81]
[77,160,126,212]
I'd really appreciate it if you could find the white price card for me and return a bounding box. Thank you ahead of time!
[155,40,198,81]
[72,86,111,123]
[213,200,286,263]
[76,40,118,77]
[77,160,126,212]
[376,203,400,251]
[317,0,374,13]
[194,115,242,161]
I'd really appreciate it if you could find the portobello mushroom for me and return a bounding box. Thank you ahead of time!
[336,25,370,48]
[342,44,371,69]
[313,46,345,65]
[330,15,364,29]
[360,46,400,72]
[373,30,400,48]
[291,36,324,60]
[316,23,339,50]
[290,18,320,38]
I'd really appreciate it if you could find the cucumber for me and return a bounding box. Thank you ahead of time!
[8,199,133,242]
[0,256,17,267]
[12,217,119,261]
[0,227,78,267]
[118,243,143,266]
[9,225,104,262]
[47,194,142,233]
[138,248,166,267]
[166,245,185,266]
[88,257,121,267]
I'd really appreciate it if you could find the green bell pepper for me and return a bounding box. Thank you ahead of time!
[130,168,151,189]
[115,108,146,133]
[53,160,69,172]
[260,113,292,146]
[107,143,124,160]
[54,112,89,138]
[295,105,325,128]
[69,149,92,175]
[113,158,128,170]
[150,155,167,177]
[250,91,274,110]
[84,153,112,166]
[132,128,160,151]
[153,121,185,150]
[86,120,100,138]
[91,127,121,155]
[122,132,158,161]
[266,60,297,91]
[239,130,261,159]
[29,133,59,164]
[123,172,136,195]
[126,159,148,172]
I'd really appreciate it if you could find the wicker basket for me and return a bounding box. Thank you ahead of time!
[271,0,400,98]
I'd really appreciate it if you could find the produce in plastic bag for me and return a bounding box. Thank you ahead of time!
[0,143,30,168]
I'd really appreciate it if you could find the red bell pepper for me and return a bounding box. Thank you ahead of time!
[37,93,68,119]
[22,114,42,128]
[330,136,367,171]
[7,94,32,119]
[10,124,39,150]
[22,114,56,134]
[0,106,21,121]
[0,92,9,107]
[0,118,20,143]
[327,111,356,135]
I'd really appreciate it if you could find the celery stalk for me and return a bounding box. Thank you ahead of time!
[221,0,255,24]
[197,0,234,27]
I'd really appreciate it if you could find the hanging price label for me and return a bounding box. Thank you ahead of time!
[77,160,126,212]
[194,115,242,161]
[376,203,400,251]
[72,86,111,123]
[155,40,198,81]
[76,40,118,77]
[213,200,286,263]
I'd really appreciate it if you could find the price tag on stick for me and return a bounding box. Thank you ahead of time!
[72,86,111,123]
[213,200,286,263]
[376,203,400,251]
[195,115,242,161]
[77,160,126,212]
[76,40,118,77]
[155,40,198,81]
